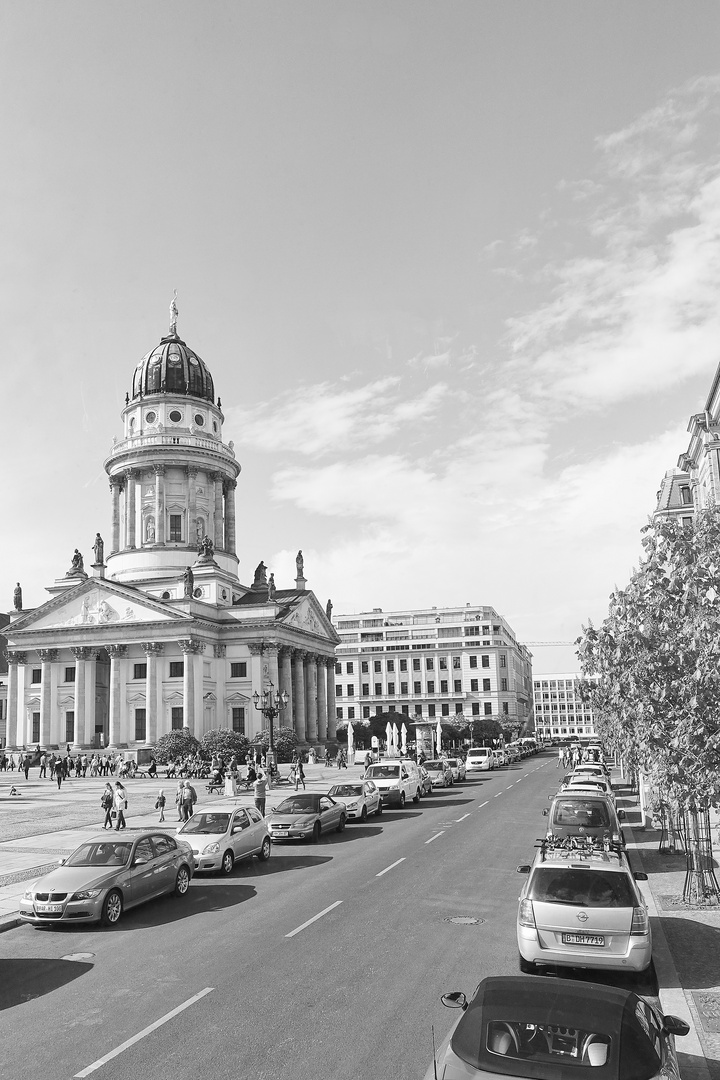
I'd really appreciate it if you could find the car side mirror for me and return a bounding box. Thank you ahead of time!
[441,991,467,1011]
[133,857,148,867]
[633,872,648,881]
[618,809,626,820]
[542,808,549,816]
[663,1015,690,1037]
[516,864,531,874]
[57,858,65,865]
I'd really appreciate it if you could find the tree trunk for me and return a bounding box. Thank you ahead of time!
[682,805,720,904]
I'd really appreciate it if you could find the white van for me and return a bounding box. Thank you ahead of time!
[363,760,422,807]
[465,747,494,772]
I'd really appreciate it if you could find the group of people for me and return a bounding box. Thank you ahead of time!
[557,744,601,769]
[0,749,151,784]
[100,781,129,830]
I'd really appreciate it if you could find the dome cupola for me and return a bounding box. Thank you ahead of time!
[130,293,215,403]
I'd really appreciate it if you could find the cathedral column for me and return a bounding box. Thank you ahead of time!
[70,647,88,746]
[248,643,265,740]
[15,654,27,746]
[317,657,328,741]
[213,473,224,550]
[110,479,121,553]
[86,649,100,748]
[142,643,163,746]
[225,479,237,555]
[107,645,128,747]
[125,470,137,549]
[38,649,58,747]
[154,465,166,545]
[263,642,280,692]
[279,647,294,731]
[179,639,205,736]
[304,653,318,743]
[188,467,198,546]
[5,652,21,748]
[326,661,337,741]
[292,649,307,743]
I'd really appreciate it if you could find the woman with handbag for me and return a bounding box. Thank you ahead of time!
[113,781,128,831]
[101,782,114,829]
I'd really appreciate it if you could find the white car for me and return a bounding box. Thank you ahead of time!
[177,805,271,874]
[364,761,422,807]
[326,780,382,820]
[465,748,494,771]
[445,757,466,782]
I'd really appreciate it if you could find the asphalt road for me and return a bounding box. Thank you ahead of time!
[0,753,600,1080]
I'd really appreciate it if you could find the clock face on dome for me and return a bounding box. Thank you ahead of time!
[169,410,182,423]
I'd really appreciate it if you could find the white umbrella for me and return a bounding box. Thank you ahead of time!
[401,723,408,753]
[393,722,400,754]
[435,720,442,756]
[347,721,354,752]
[386,721,392,752]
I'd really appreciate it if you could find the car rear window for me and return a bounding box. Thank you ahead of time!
[529,868,635,907]
[554,802,611,828]
[366,765,400,778]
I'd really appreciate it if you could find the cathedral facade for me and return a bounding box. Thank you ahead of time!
[4,309,339,752]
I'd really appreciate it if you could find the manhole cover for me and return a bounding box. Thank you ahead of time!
[444,916,484,925]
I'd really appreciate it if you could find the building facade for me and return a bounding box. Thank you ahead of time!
[532,673,598,742]
[332,604,533,730]
[3,308,339,752]
[654,361,720,523]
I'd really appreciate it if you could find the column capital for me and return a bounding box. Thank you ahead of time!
[224,478,237,492]
[262,642,280,657]
[123,467,135,480]
[188,465,199,479]
[323,656,336,669]
[37,648,59,662]
[178,638,206,655]
[141,642,165,657]
[291,648,307,661]
[153,463,165,476]
[213,644,226,658]
[7,650,27,665]
[248,642,265,656]
[70,646,90,661]
[88,648,103,660]
[109,477,122,491]
[107,644,128,659]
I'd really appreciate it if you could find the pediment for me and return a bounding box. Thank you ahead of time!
[282,594,338,641]
[11,580,191,632]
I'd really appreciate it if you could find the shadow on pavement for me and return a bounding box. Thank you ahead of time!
[418,798,475,808]
[236,855,333,875]
[0,957,93,1009]
[661,917,720,989]
[533,961,659,998]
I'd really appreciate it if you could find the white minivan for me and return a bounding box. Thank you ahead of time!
[465,747,494,772]
[363,760,422,807]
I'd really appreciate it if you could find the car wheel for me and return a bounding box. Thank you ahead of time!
[101,889,123,926]
[257,836,271,861]
[413,788,420,804]
[518,953,537,975]
[175,865,191,895]
[312,821,321,843]
[361,805,368,822]
[399,791,406,808]
[337,813,346,833]
[220,849,234,875]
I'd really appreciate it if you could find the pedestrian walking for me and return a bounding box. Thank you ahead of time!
[175,779,185,820]
[113,782,127,830]
[53,757,63,789]
[254,771,267,817]
[557,746,563,769]
[22,754,30,781]
[155,789,166,822]
[294,760,305,791]
[39,753,47,779]
[101,782,114,828]
[180,779,197,821]
[81,754,88,777]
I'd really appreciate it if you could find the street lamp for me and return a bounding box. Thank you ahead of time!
[252,680,289,787]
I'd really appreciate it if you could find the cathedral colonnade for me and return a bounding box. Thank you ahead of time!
[3,642,336,750]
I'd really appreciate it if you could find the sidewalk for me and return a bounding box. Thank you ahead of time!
[0,761,366,929]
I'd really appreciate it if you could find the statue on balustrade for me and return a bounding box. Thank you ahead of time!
[296,550,304,577]
[268,573,276,599]
[197,534,215,562]
[326,598,333,620]
[13,582,22,611]
[92,533,105,565]
[253,561,267,588]
[183,566,194,597]
[66,549,86,578]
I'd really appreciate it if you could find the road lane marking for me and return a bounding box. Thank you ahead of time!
[74,987,214,1077]
[286,900,343,938]
[493,792,502,798]
[506,785,514,790]
[478,801,489,808]
[515,779,522,784]
[455,814,471,821]
[376,858,405,877]
[425,832,444,844]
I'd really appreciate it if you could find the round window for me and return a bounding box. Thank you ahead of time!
[169,410,182,423]
[194,414,204,427]
[145,411,157,424]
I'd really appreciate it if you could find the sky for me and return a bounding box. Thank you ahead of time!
[3,1,720,674]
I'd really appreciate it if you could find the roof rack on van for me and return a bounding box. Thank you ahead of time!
[536,836,624,861]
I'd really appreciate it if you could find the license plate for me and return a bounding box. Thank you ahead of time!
[562,932,604,946]
[36,903,63,913]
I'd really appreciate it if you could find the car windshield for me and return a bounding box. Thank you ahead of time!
[554,801,611,828]
[485,1021,612,1067]
[328,785,362,797]
[275,796,318,814]
[425,761,444,770]
[66,842,132,867]
[181,813,230,834]
[529,868,635,907]
[366,765,399,778]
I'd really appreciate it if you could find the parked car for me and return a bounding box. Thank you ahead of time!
[491,748,508,768]
[516,840,651,976]
[363,760,422,807]
[423,759,454,787]
[543,792,626,847]
[19,831,194,927]
[562,775,616,803]
[268,793,346,842]
[424,975,688,1080]
[177,805,271,874]
[326,780,382,820]
[465,748,494,772]
[418,765,433,796]
[445,756,466,782]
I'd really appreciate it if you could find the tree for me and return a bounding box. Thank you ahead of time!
[469,717,503,745]
[577,508,720,902]
[153,730,201,764]
[256,726,298,762]
[199,729,250,762]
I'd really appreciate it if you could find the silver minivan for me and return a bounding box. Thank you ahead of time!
[364,760,422,807]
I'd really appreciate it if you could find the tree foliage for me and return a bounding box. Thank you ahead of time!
[199,729,250,762]
[577,508,720,808]
[153,730,201,764]
[256,726,298,762]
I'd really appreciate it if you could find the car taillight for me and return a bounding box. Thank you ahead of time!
[519,899,536,928]
[631,906,648,935]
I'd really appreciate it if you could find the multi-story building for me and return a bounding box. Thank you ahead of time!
[654,361,720,522]
[332,604,533,730]
[532,673,598,742]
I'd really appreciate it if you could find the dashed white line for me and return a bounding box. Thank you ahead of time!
[478,800,489,808]
[515,779,522,784]
[376,858,405,878]
[506,785,514,790]
[74,987,214,1077]
[425,832,445,844]
[286,900,343,938]
[456,813,471,821]
[493,792,502,798]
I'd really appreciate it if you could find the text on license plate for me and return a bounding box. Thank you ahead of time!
[36,904,63,913]
[562,932,604,946]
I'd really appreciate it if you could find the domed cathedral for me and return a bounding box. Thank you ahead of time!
[3,300,339,755]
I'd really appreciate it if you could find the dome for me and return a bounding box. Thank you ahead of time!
[131,332,215,403]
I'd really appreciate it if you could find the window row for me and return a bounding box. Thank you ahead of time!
[30,660,252,685]
[337,700,511,720]
[336,677,509,696]
[335,653,506,676]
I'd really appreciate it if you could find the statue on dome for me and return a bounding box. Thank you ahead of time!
[253,561,268,588]
[183,566,194,598]
[92,533,104,566]
[169,290,179,335]
[197,534,214,562]
[66,549,86,578]
[13,582,22,611]
[268,573,276,599]
[296,550,304,578]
